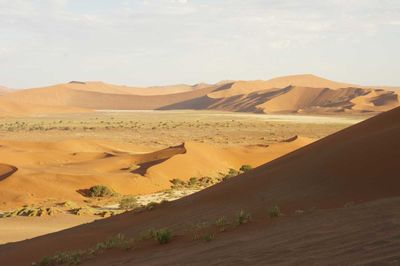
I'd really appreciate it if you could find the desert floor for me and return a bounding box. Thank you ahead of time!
[0,110,366,244]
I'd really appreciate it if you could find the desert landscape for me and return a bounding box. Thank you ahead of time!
[1,1,399,265]
[0,74,398,265]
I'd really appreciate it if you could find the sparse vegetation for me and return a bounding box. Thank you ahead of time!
[119,196,138,210]
[204,233,215,242]
[268,205,281,218]
[239,164,253,172]
[87,185,115,197]
[215,216,228,232]
[170,178,186,188]
[153,228,172,244]
[236,209,251,225]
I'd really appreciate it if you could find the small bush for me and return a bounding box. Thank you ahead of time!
[268,205,281,218]
[145,201,159,210]
[215,216,228,232]
[119,196,138,210]
[204,233,215,242]
[94,233,131,250]
[240,164,253,172]
[223,168,240,181]
[153,229,172,244]
[87,185,115,197]
[236,209,251,225]
[170,178,185,188]
[39,250,83,266]
[188,177,198,186]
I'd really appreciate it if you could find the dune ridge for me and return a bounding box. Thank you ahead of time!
[0,74,398,116]
[0,137,311,209]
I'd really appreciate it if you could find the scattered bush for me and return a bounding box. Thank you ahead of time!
[119,196,139,210]
[87,185,115,197]
[170,178,185,188]
[236,209,251,225]
[153,228,172,244]
[215,216,228,232]
[145,201,159,210]
[39,250,84,266]
[239,164,253,172]
[268,205,281,218]
[204,233,215,242]
[188,177,198,186]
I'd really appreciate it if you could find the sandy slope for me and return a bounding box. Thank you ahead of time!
[0,137,309,209]
[208,74,356,98]
[0,107,398,265]
[1,83,217,111]
[0,85,13,95]
[0,214,96,245]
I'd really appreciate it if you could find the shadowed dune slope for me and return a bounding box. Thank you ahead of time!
[0,108,399,265]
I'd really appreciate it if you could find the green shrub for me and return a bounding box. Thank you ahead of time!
[145,201,159,210]
[170,178,185,188]
[204,233,215,242]
[268,205,281,218]
[87,185,115,197]
[239,164,253,172]
[153,229,172,244]
[215,216,228,232]
[119,196,138,210]
[188,177,198,186]
[223,168,240,181]
[39,250,83,266]
[236,209,251,225]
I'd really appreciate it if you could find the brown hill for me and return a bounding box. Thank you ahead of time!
[0,86,13,95]
[0,106,398,264]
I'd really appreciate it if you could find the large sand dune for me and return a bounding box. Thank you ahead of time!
[0,136,311,209]
[1,75,398,116]
[0,106,398,264]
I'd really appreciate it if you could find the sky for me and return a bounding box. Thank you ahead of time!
[0,0,399,89]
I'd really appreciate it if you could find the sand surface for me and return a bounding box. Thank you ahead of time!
[0,214,96,244]
[0,107,398,265]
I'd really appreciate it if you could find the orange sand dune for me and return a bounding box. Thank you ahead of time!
[163,85,398,114]
[1,83,217,111]
[1,75,399,116]
[147,137,312,181]
[0,137,308,209]
[0,98,89,117]
[0,85,13,95]
[208,74,357,98]
[0,106,398,265]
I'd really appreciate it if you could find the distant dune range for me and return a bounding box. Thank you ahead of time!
[0,105,399,264]
[0,74,398,116]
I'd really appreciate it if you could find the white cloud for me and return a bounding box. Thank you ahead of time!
[0,0,399,88]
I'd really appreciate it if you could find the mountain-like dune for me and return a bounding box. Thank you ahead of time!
[1,82,216,111]
[1,74,398,116]
[208,74,356,99]
[0,106,398,264]
[0,98,90,117]
[0,86,12,95]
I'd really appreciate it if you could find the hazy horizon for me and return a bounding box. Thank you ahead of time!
[1,0,399,89]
